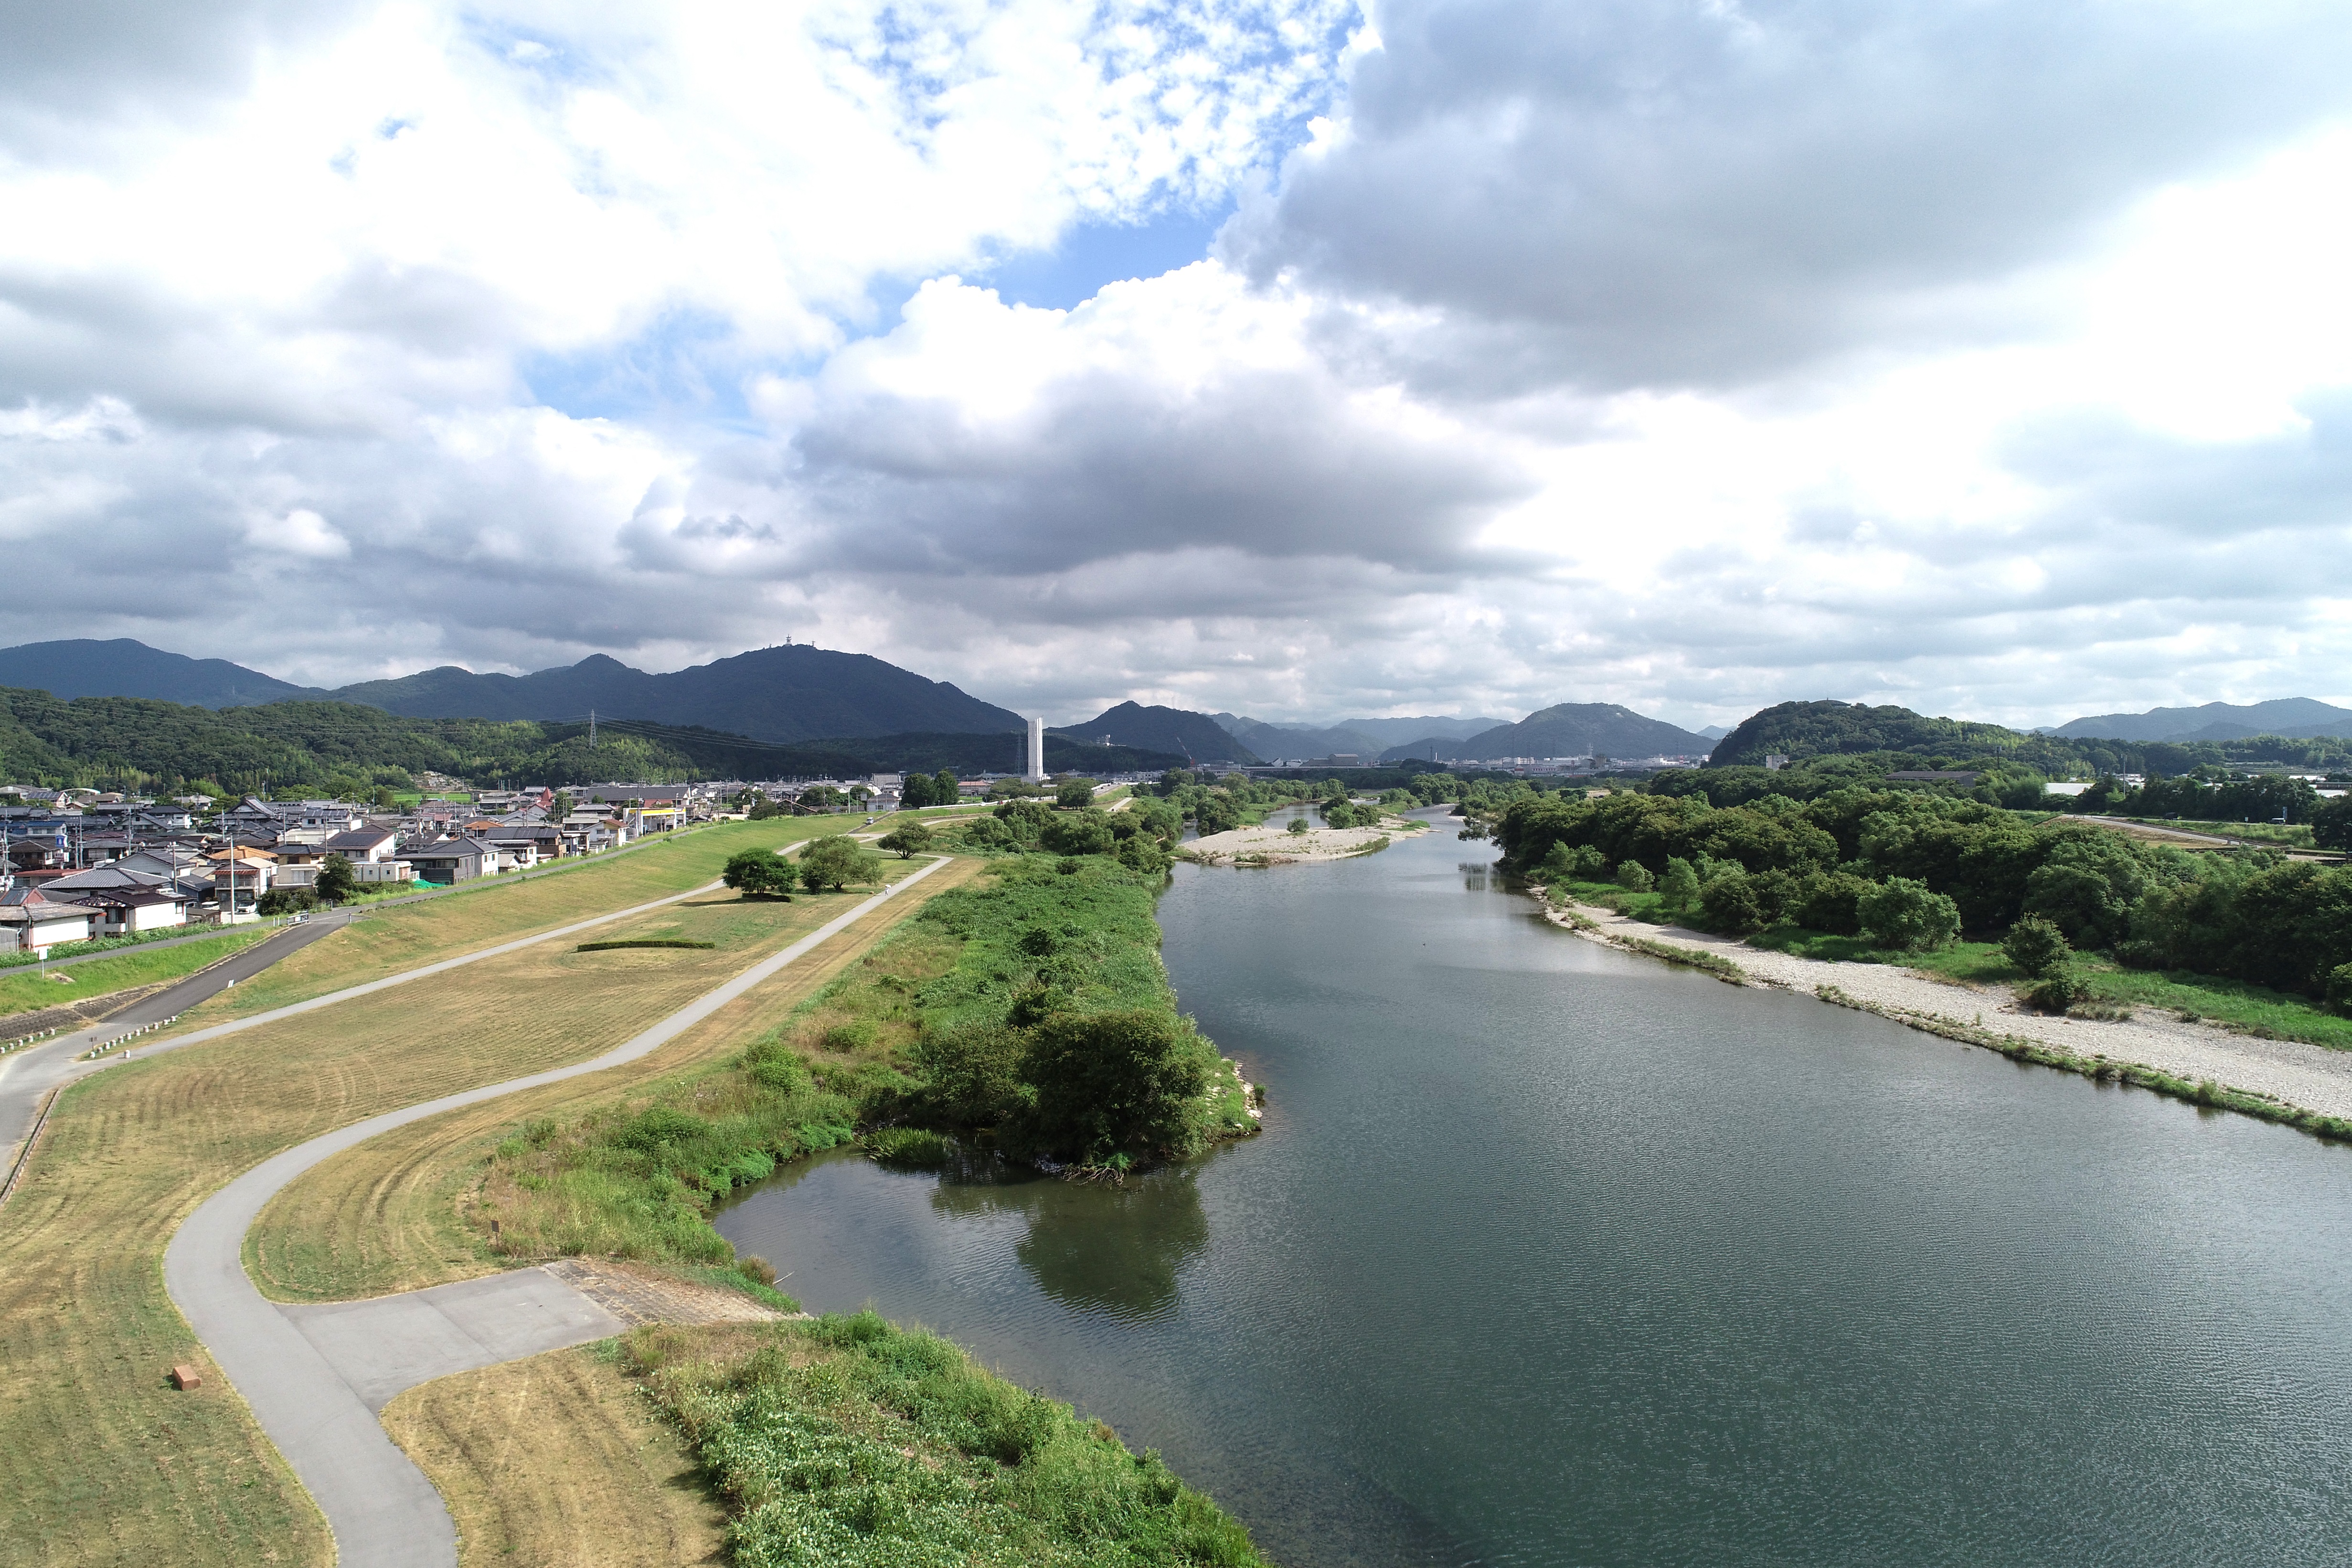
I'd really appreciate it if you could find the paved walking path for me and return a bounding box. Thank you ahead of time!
[162,856,951,1568]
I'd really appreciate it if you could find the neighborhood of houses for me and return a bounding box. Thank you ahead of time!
[0,773,981,955]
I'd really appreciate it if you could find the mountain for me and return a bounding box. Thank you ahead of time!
[1695,725,1729,741]
[1708,700,2037,767]
[2048,698,2352,743]
[0,638,327,709]
[1052,703,1261,765]
[1214,712,1506,762]
[331,645,1023,743]
[1381,703,1712,763]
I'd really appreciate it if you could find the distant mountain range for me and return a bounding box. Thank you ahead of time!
[2045,698,2352,743]
[0,638,327,708]
[1379,703,1713,763]
[1052,703,1261,764]
[0,638,1022,746]
[1213,713,1504,762]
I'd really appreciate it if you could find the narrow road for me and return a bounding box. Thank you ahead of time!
[163,856,952,1568]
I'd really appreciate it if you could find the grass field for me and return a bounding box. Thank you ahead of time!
[245,860,974,1303]
[179,819,848,1024]
[0,834,944,1568]
[0,927,275,1026]
[380,1346,723,1568]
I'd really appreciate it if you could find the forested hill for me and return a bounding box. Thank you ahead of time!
[0,639,326,709]
[1708,701,2054,768]
[1394,703,1711,763]
[0,638,1024,744]
[332,644,1023,742]
[1707,699,2352,777]
[1050,703,1261,765]
[0,687,700,795]
[0,687,1185,795]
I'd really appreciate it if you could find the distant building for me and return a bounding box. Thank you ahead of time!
[1764,755,1791,771]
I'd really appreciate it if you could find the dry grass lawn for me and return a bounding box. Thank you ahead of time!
[380,1346,723,1568]
[0,835,952,1568]
[246,859,979,1302]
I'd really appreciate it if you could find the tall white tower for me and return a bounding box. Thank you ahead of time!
[1025,716,1045,782]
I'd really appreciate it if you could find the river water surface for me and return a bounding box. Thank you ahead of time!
[717,811,2352,1566]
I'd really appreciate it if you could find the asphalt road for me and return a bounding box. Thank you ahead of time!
[161,856,952,1568]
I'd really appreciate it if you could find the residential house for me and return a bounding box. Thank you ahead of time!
[404,836,494,885]
[65,884,193,936]
[0,887,97,950]
[204,848,278,909]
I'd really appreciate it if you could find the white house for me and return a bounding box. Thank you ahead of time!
[0,887,98,950]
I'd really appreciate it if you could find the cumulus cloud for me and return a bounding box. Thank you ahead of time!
[0,0,2349,736]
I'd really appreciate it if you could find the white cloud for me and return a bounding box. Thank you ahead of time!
[1,0,2350,737]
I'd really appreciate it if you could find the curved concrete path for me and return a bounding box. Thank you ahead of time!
[165,856,951,1568]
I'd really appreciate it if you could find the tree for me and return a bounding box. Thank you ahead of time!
[723,847,795,899]
[1287,816,1310,836]
[1660,857,1700,910]
[2317,795,2352,852]
[877,821,933,858]
[2328,962,2352,1017]
[1040,809,1116,857]
[551,790,574,821]
[315,853,357,905]
[901,773,936,809]
[935,768,959,803]
[798,835,880,890]
[1615,860,1654,892]
[1700,869,1766,933]
[797,784,844,814]
[2001,914,2072,978]
[1056,779,1096,810]
[1858,877,1961,952]
[1193,793,1241,836]
[1015,1009,1219,1164]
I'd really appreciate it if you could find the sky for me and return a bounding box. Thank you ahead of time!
[3,0,2350,733]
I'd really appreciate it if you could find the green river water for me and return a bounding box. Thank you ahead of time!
[717,810,2352,1565]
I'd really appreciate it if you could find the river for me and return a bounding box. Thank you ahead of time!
[716,810,2352,1566]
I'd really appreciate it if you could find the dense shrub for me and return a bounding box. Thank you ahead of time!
[1789,869,1871,935]
[1700,869,1766,934]
[2024,968,2089,1013]
[1660,856,1700,910]
[1016,1009,1221,1165]
[1857,878,1960,952]
[1039,809,1117,857]
[1614,860,1654,892]
[2329,963,2352,1017]
[2001,915,2073,978]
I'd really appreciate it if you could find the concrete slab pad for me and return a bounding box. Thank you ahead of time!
[283,1268,627,1411]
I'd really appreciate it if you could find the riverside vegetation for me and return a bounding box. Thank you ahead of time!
[1490,771,2352,1052]
[469,834,1262,1563]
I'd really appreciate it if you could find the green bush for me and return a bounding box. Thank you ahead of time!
[877,821,933,858]
[910,1021,1028,1127]
[1039,810,1116,857]
[1015,1009,1220,1165]
[1858,877,1961,952]
[1790,870,1871,936]
[1570,844,1608,880]
[1055,779,1096,810]
[1700,869,1766,933]
[2024,968,2089,1013]
[2001,915,2072,978]
[1660,856,1700,909]
[1614,860,1654,892]
[2328,962,2352,1017]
